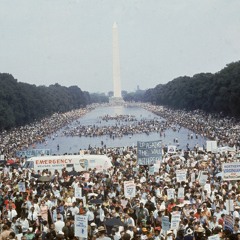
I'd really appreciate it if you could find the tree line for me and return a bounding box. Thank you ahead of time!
[124,61,240,117]
[2,60,240,130]
[0,73,108,130]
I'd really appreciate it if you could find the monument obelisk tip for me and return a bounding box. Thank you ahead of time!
[111,22,124,104]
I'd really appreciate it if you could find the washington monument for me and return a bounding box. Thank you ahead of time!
[112,22,123,102]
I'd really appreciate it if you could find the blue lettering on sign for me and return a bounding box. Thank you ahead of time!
[137,140,162,165]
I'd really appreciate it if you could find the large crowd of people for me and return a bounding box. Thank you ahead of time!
[0,103,240,240]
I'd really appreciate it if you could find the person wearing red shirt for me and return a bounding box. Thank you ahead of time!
[167,199,176,213]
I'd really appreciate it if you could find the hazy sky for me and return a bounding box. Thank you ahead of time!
[0,0,240,94]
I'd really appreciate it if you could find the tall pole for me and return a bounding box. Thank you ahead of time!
[112,22,122,98]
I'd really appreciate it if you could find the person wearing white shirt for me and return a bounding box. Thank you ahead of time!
[69,202,79,216]
[54,216,65,232]
[86,207,95,223]
[66,196,76,206]
[7,206,17,221]
[52,186,61,198]
[45,198,53,210]
[33,201,40,215]
[71,179,79,189]
[233,208,240,220]
[108,191,116,199]
[16,215,29,234]
[27,207,38,222]
[213,207,222,222]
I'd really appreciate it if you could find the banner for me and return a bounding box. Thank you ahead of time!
[206,141,217,153]
[176,170,187,182]
[167,188,175,200]
[177,187,184,199]
[137,140,162,165]
[171,213,181,229]
[75,215,88,238]
[222,162,240,180]
[162,216,170,231]
[168,145,177,154]
[75,187,82,199]
[124,180,136,199]
[18,182,26,192]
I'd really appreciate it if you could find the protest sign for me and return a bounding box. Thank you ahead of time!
[75,187,82,199]
[171,213,181,229]
[124,180,136,199]
[154,163,160,173]
[206,141,217,153]
[198,171,208,185]
[75,215,88,238]
[162,216,170,231]
[222,162,240,180]
[18,181,26,192]
[149,166,155,175]
[177,187,184,199]
[167,188,175,200]
[176,170,187,182]
[137,140,162,165]
[168,145,177,154]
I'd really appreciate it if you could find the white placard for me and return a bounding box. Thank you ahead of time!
[162,216,170,231]
[167,188,175,200]
[176,170,187,182]
[222,162,240,180]
[74,215,88,238]
[171,213,181,229]
[177,187,184,199]
[154,163,160,173]
[198,171,208,185]
[149,166,155,175]
[168,145,177,154]
[18,182,26,192]
[75,187,82,199]
[206,141,217,153]
[124,180,136,199]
